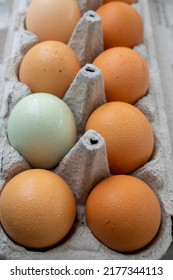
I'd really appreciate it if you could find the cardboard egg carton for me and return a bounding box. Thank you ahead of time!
[0,0,173,260]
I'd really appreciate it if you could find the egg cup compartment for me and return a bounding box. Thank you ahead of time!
[76,0,102,16]
[0,0,173,259]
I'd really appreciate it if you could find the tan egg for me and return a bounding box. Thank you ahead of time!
[19,41,81,98]
[93,47,149,104]
[96,2,143,49]
[25,0,81,43]
[86,175,161,252]
[0,169,76,249]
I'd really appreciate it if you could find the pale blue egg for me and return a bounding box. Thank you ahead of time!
[7,93,77,169]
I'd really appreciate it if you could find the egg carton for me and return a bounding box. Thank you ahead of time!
[0,0,173,260]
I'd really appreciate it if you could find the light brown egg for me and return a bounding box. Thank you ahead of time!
[96,2,143,49]
[19,41,81,98]
[93,47,149,104]
[86,175,161,252]
[25,0,81,43]
[0,169,76,249]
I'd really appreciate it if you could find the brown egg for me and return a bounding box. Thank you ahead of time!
[85,102,154,174]
[19,41,81,98]
[93,47,149,104]
[86,175,161,252]
[96,2,143,49]
[0,169,76,249]
[25,0,81,43]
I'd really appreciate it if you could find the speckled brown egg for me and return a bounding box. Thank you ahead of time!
[93,47,149,104]
[19,41,81,98]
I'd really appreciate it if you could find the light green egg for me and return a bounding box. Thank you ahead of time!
[7,93,77,169]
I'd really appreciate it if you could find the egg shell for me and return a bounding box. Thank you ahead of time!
[19,41,81,98]
[96,1,144,49]
[86,175,161,252]
[93,47,149,104]
[25,0,81,43]
[85,102,154,174]
[0,169,76,249]
[0,0,173,260]
[7,93,77,169]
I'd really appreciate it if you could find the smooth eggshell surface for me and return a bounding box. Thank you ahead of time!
[25,0,81,43]
[7,93,77,169]
[96,2,143,49]
[86,175,161,252]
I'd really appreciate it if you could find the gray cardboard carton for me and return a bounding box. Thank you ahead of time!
[0,0,173,260]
